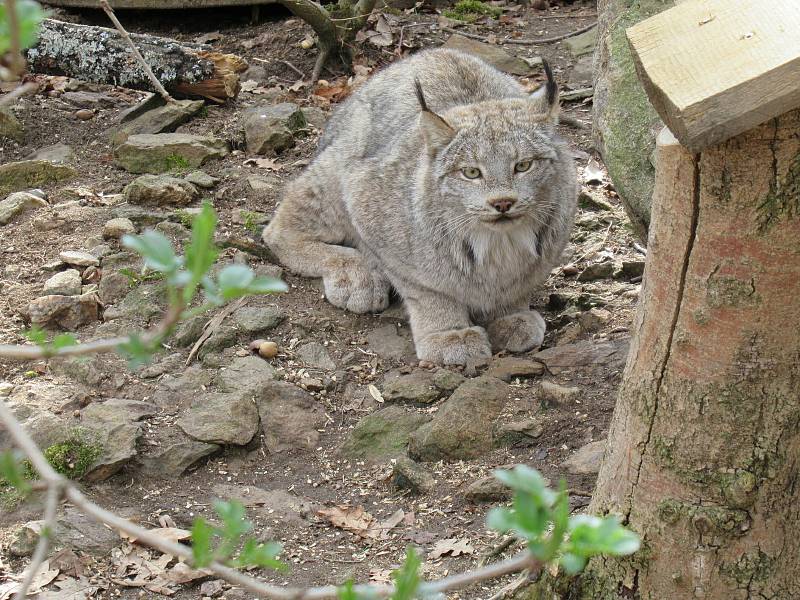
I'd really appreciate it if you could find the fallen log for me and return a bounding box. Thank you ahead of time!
[24,19,247,102]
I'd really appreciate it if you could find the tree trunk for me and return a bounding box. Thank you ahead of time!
[560,110,800,599]
[25,19,246,101]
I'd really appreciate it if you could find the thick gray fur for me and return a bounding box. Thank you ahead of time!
[263,48,577,365]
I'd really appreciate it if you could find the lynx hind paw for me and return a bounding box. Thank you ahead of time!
[323,262,391,314]
[487,310,546,353]
[416,326,492,365]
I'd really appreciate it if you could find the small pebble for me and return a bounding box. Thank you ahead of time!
[75,109,94,120]
[258,341,278,359]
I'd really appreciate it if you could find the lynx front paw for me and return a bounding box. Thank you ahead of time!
[487,310,546,353]
[323,260,390,314]
[416,326,492,365]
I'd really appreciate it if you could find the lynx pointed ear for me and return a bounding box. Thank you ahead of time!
[530,59,560,122]
[414,79,455,150]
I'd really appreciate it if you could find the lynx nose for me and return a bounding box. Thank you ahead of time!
[489,197,516,213]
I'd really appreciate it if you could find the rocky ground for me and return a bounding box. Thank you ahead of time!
[0,1,647,598]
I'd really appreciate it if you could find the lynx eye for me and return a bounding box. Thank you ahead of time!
[514,159,533,173]
[461,167,482,180]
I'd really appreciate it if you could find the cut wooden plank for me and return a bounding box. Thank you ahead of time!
[25,19,247,102]
[626,0,800,152]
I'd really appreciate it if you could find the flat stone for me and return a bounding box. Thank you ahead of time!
[532,338,629,374]
[247,175,281,192]
[111,204,172,226]
[196,324,238,359]
[443,34,535,76]
[28,293,99,330]
[464,475,512,503]
[58,250,99,267]
[383,371,441,404]
[24,142,75,164]
[0,160,77,196]
[564,24,597,57]
[392,457,436,494]
[215,355,276,395]
[62,90,119,108]
[98,271,131,305]
[408,376,509,461]
[620,260,646,279]
[43,269,82,296]
[102,285,164,321]
[244,102,306,155]
[0,191,48,225]
[109,99,205,145]
[563,440,606,475]
[432,369,466,392]
[578,307,612,332]
[102,217,136,239]
[538,380,582,406]
[0,105,24,142]
[485,357,545,382]
[178,391,259,446]
[184,170,219,188]
[342,405,430,461]
[578,262,615,281]
[366,324,414,360]
[301,106,328,130]
[296,342,336,370]
[568,55,594,89]
[232,305,284,334]
[124,174,199,206]
[12,508,121,557]
[138,437,219,478]
[173,314,206,347]
[255,382,325,453]
[494,418,544,447]
[113,133,229,174]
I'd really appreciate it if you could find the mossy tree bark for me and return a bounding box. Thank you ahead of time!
[564,111,800,599]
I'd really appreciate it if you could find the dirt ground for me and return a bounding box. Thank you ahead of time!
[0,1,647,598]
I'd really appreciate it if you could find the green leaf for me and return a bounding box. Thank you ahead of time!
[0,451,32,494]
[337,580,359,600]
[116,334,155,369]
[247,276,289,294]
[390,547,422,600]
[183,202,219,303]
[122,231,181,274]
[24,326,47,346]
[217,264,254,298]
[0,0,46,54]
[234,539,286,571]
[191,518,215,568]
[51,333,78,350]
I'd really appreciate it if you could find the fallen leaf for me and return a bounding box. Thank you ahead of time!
[195,31,222,44]
[317,505,377,539]
[368,384,384,403]
[166,562,211,584]
[38,576,99,600]
[240,80,260,92]
[428,538,475,559]
[376,508,406,539]
[243,157,282,171]
[368,15,394,47]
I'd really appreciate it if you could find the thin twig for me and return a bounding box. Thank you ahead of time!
[310,48,330,85]
[442,21,596,45]
[185,297,246,365]
[281,60,305,79]
[485,569,533,600]
[4,0,26,77]
[558,114,588,129]
[480,536,518,567]
[12,484,61,600]
[0,81,38,107]
[98,0,174,103]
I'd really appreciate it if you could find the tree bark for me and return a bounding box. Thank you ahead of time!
[551,111,800,599]
[25,19,246,101]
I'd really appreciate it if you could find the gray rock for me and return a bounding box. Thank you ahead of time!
[19,412,73,451]
[255,382,325,453]
[138,437,219,478]
[383,371,441,404]
[568,55,594,89]
[0,105,24,142]
[155,219,190,240]
[124,174,199,206]
[578,307,612,332]
[184,170,219,188]
[113,133,229,174]
[109,99,205,144]
[594,0,675,239]
[102,217,136,239]
[244,102,307,155]
[342,405,430,460]
[24,142,75,164]
[49,355,106,387]
[98,271,131,304]
[485,357,545,382]
[173,314,206,347]
[111,204,171,226]
[62,90,119,108]
[43,269,82,296]
[12,508,121,557]
[232,305,284,334]
[0,160,77,196]
[494,418,544,447]
[464,476,512,503]
[216,355,276,395]
[177,391,259,446]
[0,191,47,225]
[392,457,436,494]
[564,24,597,57]
[28,293,99,330]
[247,175,281,192]
[296,342,336,370]
[197,324,239,358]
[102,285,164,321]
[533,338,629,374]
[538,380,582,406]
[620,259,646,279]
[137,352,184,379]
[563,440,606,475]
[578,262,615,281]
[0,382,13,397]
[58,250,99,267]
[366,324,414,360]
[432,369,466,391]
[443,35,535,76]
[301,106,328,130]
[409,376,509,461]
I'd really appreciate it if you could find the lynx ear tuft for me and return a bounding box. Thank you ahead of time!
[414,79,455,150]
[531,59,560,122]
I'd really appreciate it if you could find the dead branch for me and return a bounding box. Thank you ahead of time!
[442,21,597,46]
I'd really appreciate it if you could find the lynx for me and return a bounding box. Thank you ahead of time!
[263,48,577,364]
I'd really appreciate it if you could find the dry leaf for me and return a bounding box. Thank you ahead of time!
[244,157,282,171]
[368,15,394,47]
[368,384,384,403]
[317,505,377,538]
[376,509,405,539]
[240,80,260,92]
[195,31,222,44]
[313,79,351,103]
[369,568,393,583]
[166,562,211,584]
[428,538,475,559]
[38,576,99,600]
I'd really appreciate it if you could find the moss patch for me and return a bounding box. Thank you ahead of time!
[443,0,502,22]
[758,151,800,232]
